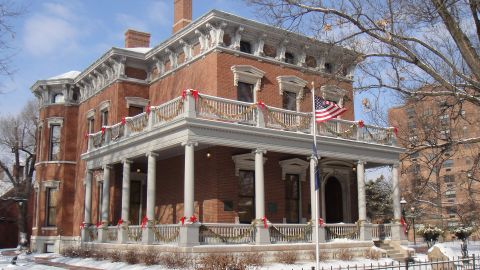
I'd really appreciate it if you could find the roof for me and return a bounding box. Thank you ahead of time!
[123,47,151,53]
[48,71,81,80]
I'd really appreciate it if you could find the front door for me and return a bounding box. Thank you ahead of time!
[129,180,143,225]
[238,170,255,224]
[325,177,343,223]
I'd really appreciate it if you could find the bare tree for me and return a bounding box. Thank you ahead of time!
[246,0,480,225]
[0,100,38,243]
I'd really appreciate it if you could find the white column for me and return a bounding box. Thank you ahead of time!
[146,152,158,220]
[101,165,111,223]
[392,163,401,220]
[121,159,132,222]
[254,149,266,219]
[356,160,367,222]
[183,141,197,218]
[84,170,93,224]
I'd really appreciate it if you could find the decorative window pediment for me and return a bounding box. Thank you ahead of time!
[125,97,149,108]
[86,109,95,119]
[320,85,347,106]
[277,75,307,98]
[279,158,309,182]
[231,65,266,101]
[232,153,267,176]
[47,117,64,127]
[99,100,110,112]
[42,180,60,191]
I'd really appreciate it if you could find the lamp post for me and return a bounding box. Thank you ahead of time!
[410,207,416,245]
[400,197,407,219]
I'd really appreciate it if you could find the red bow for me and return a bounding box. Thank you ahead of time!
[180,216,186,226]
[358,120,364,128]
[146,105,151,115]
[141,216,148,229]
[117,218,123,228]
[95,221,102,228]
[261,216,268,229]
[318,218,325,227]
[393,127,398,136]
[101,127,106,135]
[80,222,85,229]
[121,117,126,125]
[189,215,198,223]
[400,217,407,235]
[182,89,199,100]
[257,101,265,110]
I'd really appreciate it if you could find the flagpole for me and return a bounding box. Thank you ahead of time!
[311,82,320,270]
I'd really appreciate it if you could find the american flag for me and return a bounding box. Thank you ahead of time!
[314,96,347,122]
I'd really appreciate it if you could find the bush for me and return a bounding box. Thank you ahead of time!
[197,253,240,270]
[417,224,443,247]
[124,249,139,264]
[78,247,93,258]
[109,250,122,262]
[364,248,381,260]
[308,250,329,261]
[238,252,264,268]
[159,252,190,269]
[452,226,476,241]
[275,251,297,264]
[91,249,108,261]
[336,248,354,261]
[141,248,159,266]
[61,246,79,258]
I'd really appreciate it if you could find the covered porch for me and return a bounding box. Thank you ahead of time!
[80,90,404,247]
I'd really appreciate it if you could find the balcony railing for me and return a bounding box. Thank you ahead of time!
[87,90,397,151]
[325,223,360,241]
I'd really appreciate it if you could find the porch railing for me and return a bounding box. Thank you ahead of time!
[325,223,360,241]
[153,224,180,244]
[87,226,98,242]
[86,91,397,152]
[269,223,312,243]
[127,225,143,243]
[372,224,392,240]
[199,223,256,244]
[106,226,118,243]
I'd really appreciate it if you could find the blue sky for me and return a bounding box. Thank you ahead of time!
[0,0,256,114]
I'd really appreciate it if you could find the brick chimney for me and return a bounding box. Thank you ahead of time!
[124,29,151,48]
[173,0,192,33]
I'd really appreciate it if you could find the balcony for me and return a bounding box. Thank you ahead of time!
[86,90,397,153]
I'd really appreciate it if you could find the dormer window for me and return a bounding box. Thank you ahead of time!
[285,52,295,64]
[240,41,252,54]
[52,93,64,104]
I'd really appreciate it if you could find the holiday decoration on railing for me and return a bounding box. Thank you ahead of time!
[358,120,364,128]
[393,127,398,136]
[180,216,186,226]
[182,89,199,100]
[141,216,148,229]
[95,221,103,228]
[127,226,142,242]
[101,127,106,135]
[154,98,184,122]
[197,94,257,121]
[110,125,124,141]
[121,117,126,125]
[146,105,151,115]
[264,106,311,131]
[319,218,325,227]
[152,225,180,243]
[257,100,265,110]
[320,122,357,138]
[117,218,124,228]
[189,215,198,223]
[261,216,268,229]
[325,223,360,238]
[199,224,255,243]
[80,222,85,230]
[126,113,148,133]
[269,224,313,242]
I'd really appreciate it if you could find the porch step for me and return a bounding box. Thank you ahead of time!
[374,241,408,262]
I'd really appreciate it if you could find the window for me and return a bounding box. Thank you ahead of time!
[284,52,295,64]
[282,91,297,111]
[285,174,300,223]
[45,188,57,226]
[87,118,95,134]
[444,175,455,183]
[48,124,61,161]
[101,110,109,126]
[324,63,333,73]
[129,181,142,225]
[231,65,266,103]
[128,106,144,117]
[444,159,454,168]
[445,190,456,198]
[240,41,252,54]
[238,170,255,224]
[52,93,64,104]
[237,82,254,103]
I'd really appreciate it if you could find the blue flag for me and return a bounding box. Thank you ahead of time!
[312,143,320,190]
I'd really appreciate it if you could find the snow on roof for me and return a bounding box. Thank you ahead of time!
[123,47,151,53]
[48,71,81,80]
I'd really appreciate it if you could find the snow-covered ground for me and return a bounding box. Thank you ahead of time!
[429,240,480,259]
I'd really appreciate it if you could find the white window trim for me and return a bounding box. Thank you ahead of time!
[125,97,149,108]
[231,65,266,102]
[86,109,95,119]
[320,85,347,107]
[279,158,309,182]
[47,117,64,127]
[99,100,110,112]
[42,180,60,191]
[232,153,267,176]
[277,75,307,111]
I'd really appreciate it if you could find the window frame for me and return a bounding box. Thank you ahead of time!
[48,124,61,161]
[45,187,57,227]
